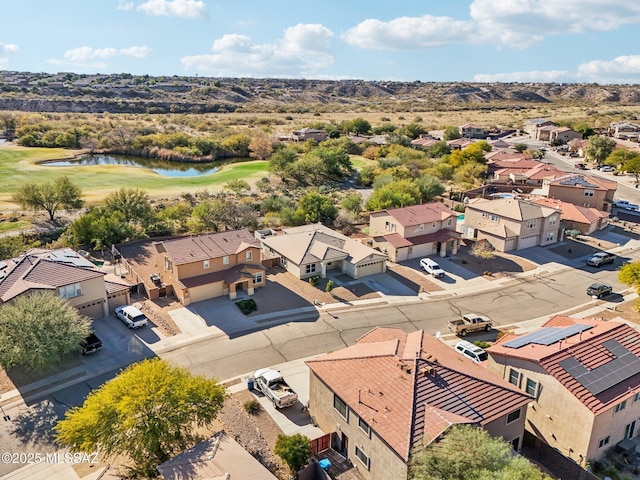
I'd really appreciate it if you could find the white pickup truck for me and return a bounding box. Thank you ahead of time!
[613,199,639,211]
[252,368,298,409]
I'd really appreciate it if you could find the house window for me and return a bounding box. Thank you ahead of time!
[509,368,520,387]
[333,395,348,420]
[506,408,521,424]
[482,212,489,218]
[527,220,537,229]
[280,257,287,268]
[525,378,538,397]
[598,436,611,448]
[549,217,557,225]
[355,446,370,470]
[306,264,317,274]
[491,214,499,222]
[385,221,389,231]
[584,190,595,197]
[203,260,210,269]
[419,224,424,231]
[391,223,396,233]
[358,417,371,437]
[223,256,229,265]
[246,250,252,261]
[634,392,640,403]
[546,233,554,242]
[448,219,452,226]
[615,400,627,414]
[253,272,263,284]
[165,258,173,272]
[59,283,82,299]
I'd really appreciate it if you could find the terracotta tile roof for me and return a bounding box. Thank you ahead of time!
[306,327,531,460]
[178,264,265,289]
[548,174,617,191]
[533,198,608,225]
[372,203,456,227]
[159,230,259,265]
[447,138,475,147]
[376,230,460,249]
[0,256,104,302]
[411,137,439,147]
[489,317,640,414]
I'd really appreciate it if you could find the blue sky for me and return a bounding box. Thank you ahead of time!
[1,0,639,84]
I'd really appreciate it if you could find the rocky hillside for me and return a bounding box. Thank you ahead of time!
[1,71,639,114]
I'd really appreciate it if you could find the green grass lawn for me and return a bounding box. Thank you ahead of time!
[0,146,269,207]
[0,220,30,233]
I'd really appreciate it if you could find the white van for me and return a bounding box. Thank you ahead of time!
[454,340,488,364]
[420,258,445,278]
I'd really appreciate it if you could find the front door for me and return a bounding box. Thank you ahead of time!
[625,420,636,439]
[341,433,349,457]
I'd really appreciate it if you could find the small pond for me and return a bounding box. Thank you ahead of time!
[43,154,225,177]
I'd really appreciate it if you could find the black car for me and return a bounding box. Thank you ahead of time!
[80,332,103,354]
[587,282,613,299]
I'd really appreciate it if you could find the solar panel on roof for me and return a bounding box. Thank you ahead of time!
[503,324,593,349]
[560,340,640,395]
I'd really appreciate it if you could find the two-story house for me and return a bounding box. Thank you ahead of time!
[0,252,126,319]
[533,198,609,234]
[534,174,617,213]
[524,119,557,138]
[292,127,327,142]
[487,316,640,467]
[306,327,532,480]
[463,198,561,252]
[369,203,460,262]
[459,123,485,139]
[549,127,583,144]
[154,229,265,305]
[260,224,386,280]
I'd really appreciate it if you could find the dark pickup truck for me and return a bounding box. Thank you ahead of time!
[80,332,103,354]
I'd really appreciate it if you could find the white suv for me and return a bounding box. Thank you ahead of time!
[420,258,445,278]
[455,340,488,363]
[115,305,148,329]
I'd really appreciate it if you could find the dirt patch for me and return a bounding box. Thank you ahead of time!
[449,241,537,279]
[549,236,615,260]
[0,354,83,396]
[387,264,444,293]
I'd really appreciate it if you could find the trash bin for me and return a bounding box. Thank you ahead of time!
[247,377,254,391]
[319,459,331,471]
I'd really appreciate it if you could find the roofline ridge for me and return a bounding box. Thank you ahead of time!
[540,322,630,362]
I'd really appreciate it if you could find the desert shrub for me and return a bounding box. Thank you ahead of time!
[235,298,257,315]
[325,280,334,292]
[244,399,262,415]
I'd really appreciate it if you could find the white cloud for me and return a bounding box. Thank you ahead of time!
[342,15,476,49]
[62,46,151,62]
[0,43,19,54]
[120,46,152,57]
[343,1,640,51]
[116,0,134,11]
[181,23,334,77]
[577,55,640,83]
[137,0,207,19]
[473,70,571,83]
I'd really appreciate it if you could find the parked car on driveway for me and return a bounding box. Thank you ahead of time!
[448,313,492,336]
[587,282,613,299]
[80,332,102,354]
[115,305,148,329]
[599,165,615,172]
[420,258,445,278]
[587,252,616,267]
[612,199,639,211]
[454,340,488,364]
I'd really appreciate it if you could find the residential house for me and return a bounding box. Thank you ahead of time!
[447,137,476,150]
[410,136,439,149]
[463,198,561,251]
[292,127,327,142]
[492,163,564,186]
[524,119,557,138]
[0,252,126,319]
[535,125,557,142]
[306,327,532,480]
[154,229,266,305]
[610,122,640,140]
[260,224,387,280]
[368,203,460,262]
[459,122,485,139]
[157,431,278,480]
[487,317,640,467]
[533,198,609,234]
[549,127,583,144]
[534,174,617,212]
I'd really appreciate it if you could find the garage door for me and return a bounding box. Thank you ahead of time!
[188,281,224,303]
[357,260,385,277]
[76,300,105,319]
[518,235,539,250]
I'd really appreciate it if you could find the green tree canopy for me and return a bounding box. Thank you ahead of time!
[584,135,616,165]
[443,126,461,141]
[55,358,226,478]
[104,187,152,224]
[66,207,136,250]
[0,292,91,370]
[342,117,371,135]
[619,155,640,183]
[275,433,311,473]
[366,179,421,211]
[296,192,337,224]
[409,425,551,480]
[12,176,84,221]
[268,146,298,179]
[341,192,363,214]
